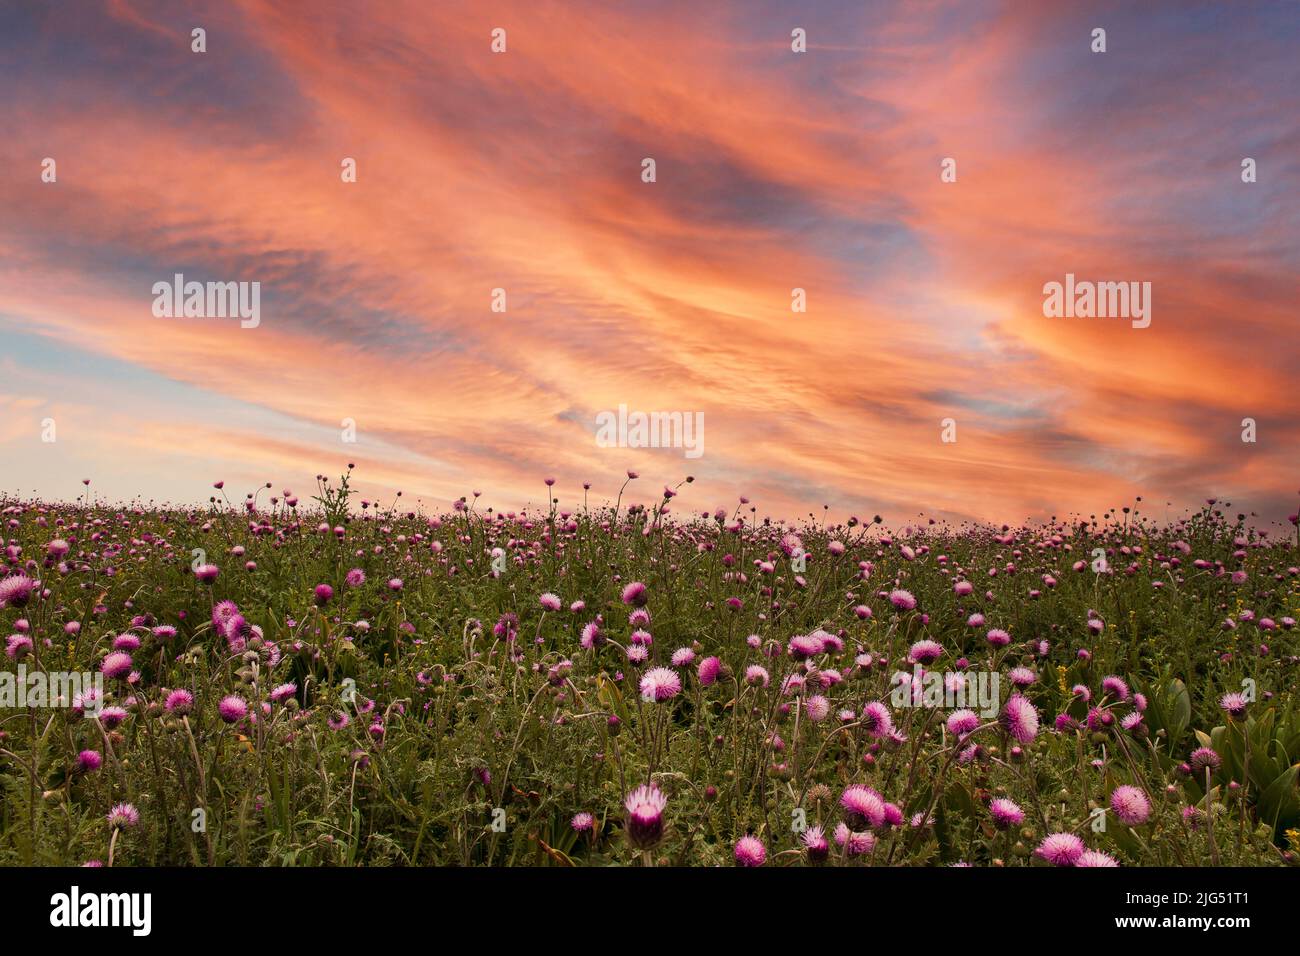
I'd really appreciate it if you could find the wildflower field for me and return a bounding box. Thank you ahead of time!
[2,470,1298,869]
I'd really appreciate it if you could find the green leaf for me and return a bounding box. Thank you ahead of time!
[1257,764,1300,835]
[1167,678,1191,745]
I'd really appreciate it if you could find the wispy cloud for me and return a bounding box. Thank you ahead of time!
[1,0,1296,526]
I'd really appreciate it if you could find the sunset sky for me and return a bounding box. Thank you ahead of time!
[1,0,1297,526]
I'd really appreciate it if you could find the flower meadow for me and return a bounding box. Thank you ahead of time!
[2,470,1299,868]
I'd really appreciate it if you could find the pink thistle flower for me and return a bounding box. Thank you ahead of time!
[624,784,667,850]
[621,581,648,607]
[908,640,943,664]
[5,634,33,660]
[1189,747,1221,774]
[100,652,133,680]
[801,825,830,863]
[834,823,876,857]
[989,798,1024,829]
[985,628,1011,647]
[947,709,980,736]
[580,621,604,649]
[1220,692,1248,718]
[112,634,141,652]
[1008,667,1036,688]
[1035,832,1085,866]
[861,701,894,738]
[840,784,886,829]
[98,706,128,729]
[639,667,682,702]
[1001,693,1039,744]
[1110,785,1151,826]
[888,589,917,611]
[804,695,831,722]
[77,750,102,772]
[0,574,36,609]
[787,632,825,660]
[107,803,140,829]
[883,802,905,828]
[1075,849,1120,867]
[1101,675,1130,701]
[218,694,248,724]
[734,835,766,867]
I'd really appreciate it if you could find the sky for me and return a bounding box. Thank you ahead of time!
[1,0,1297,527]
